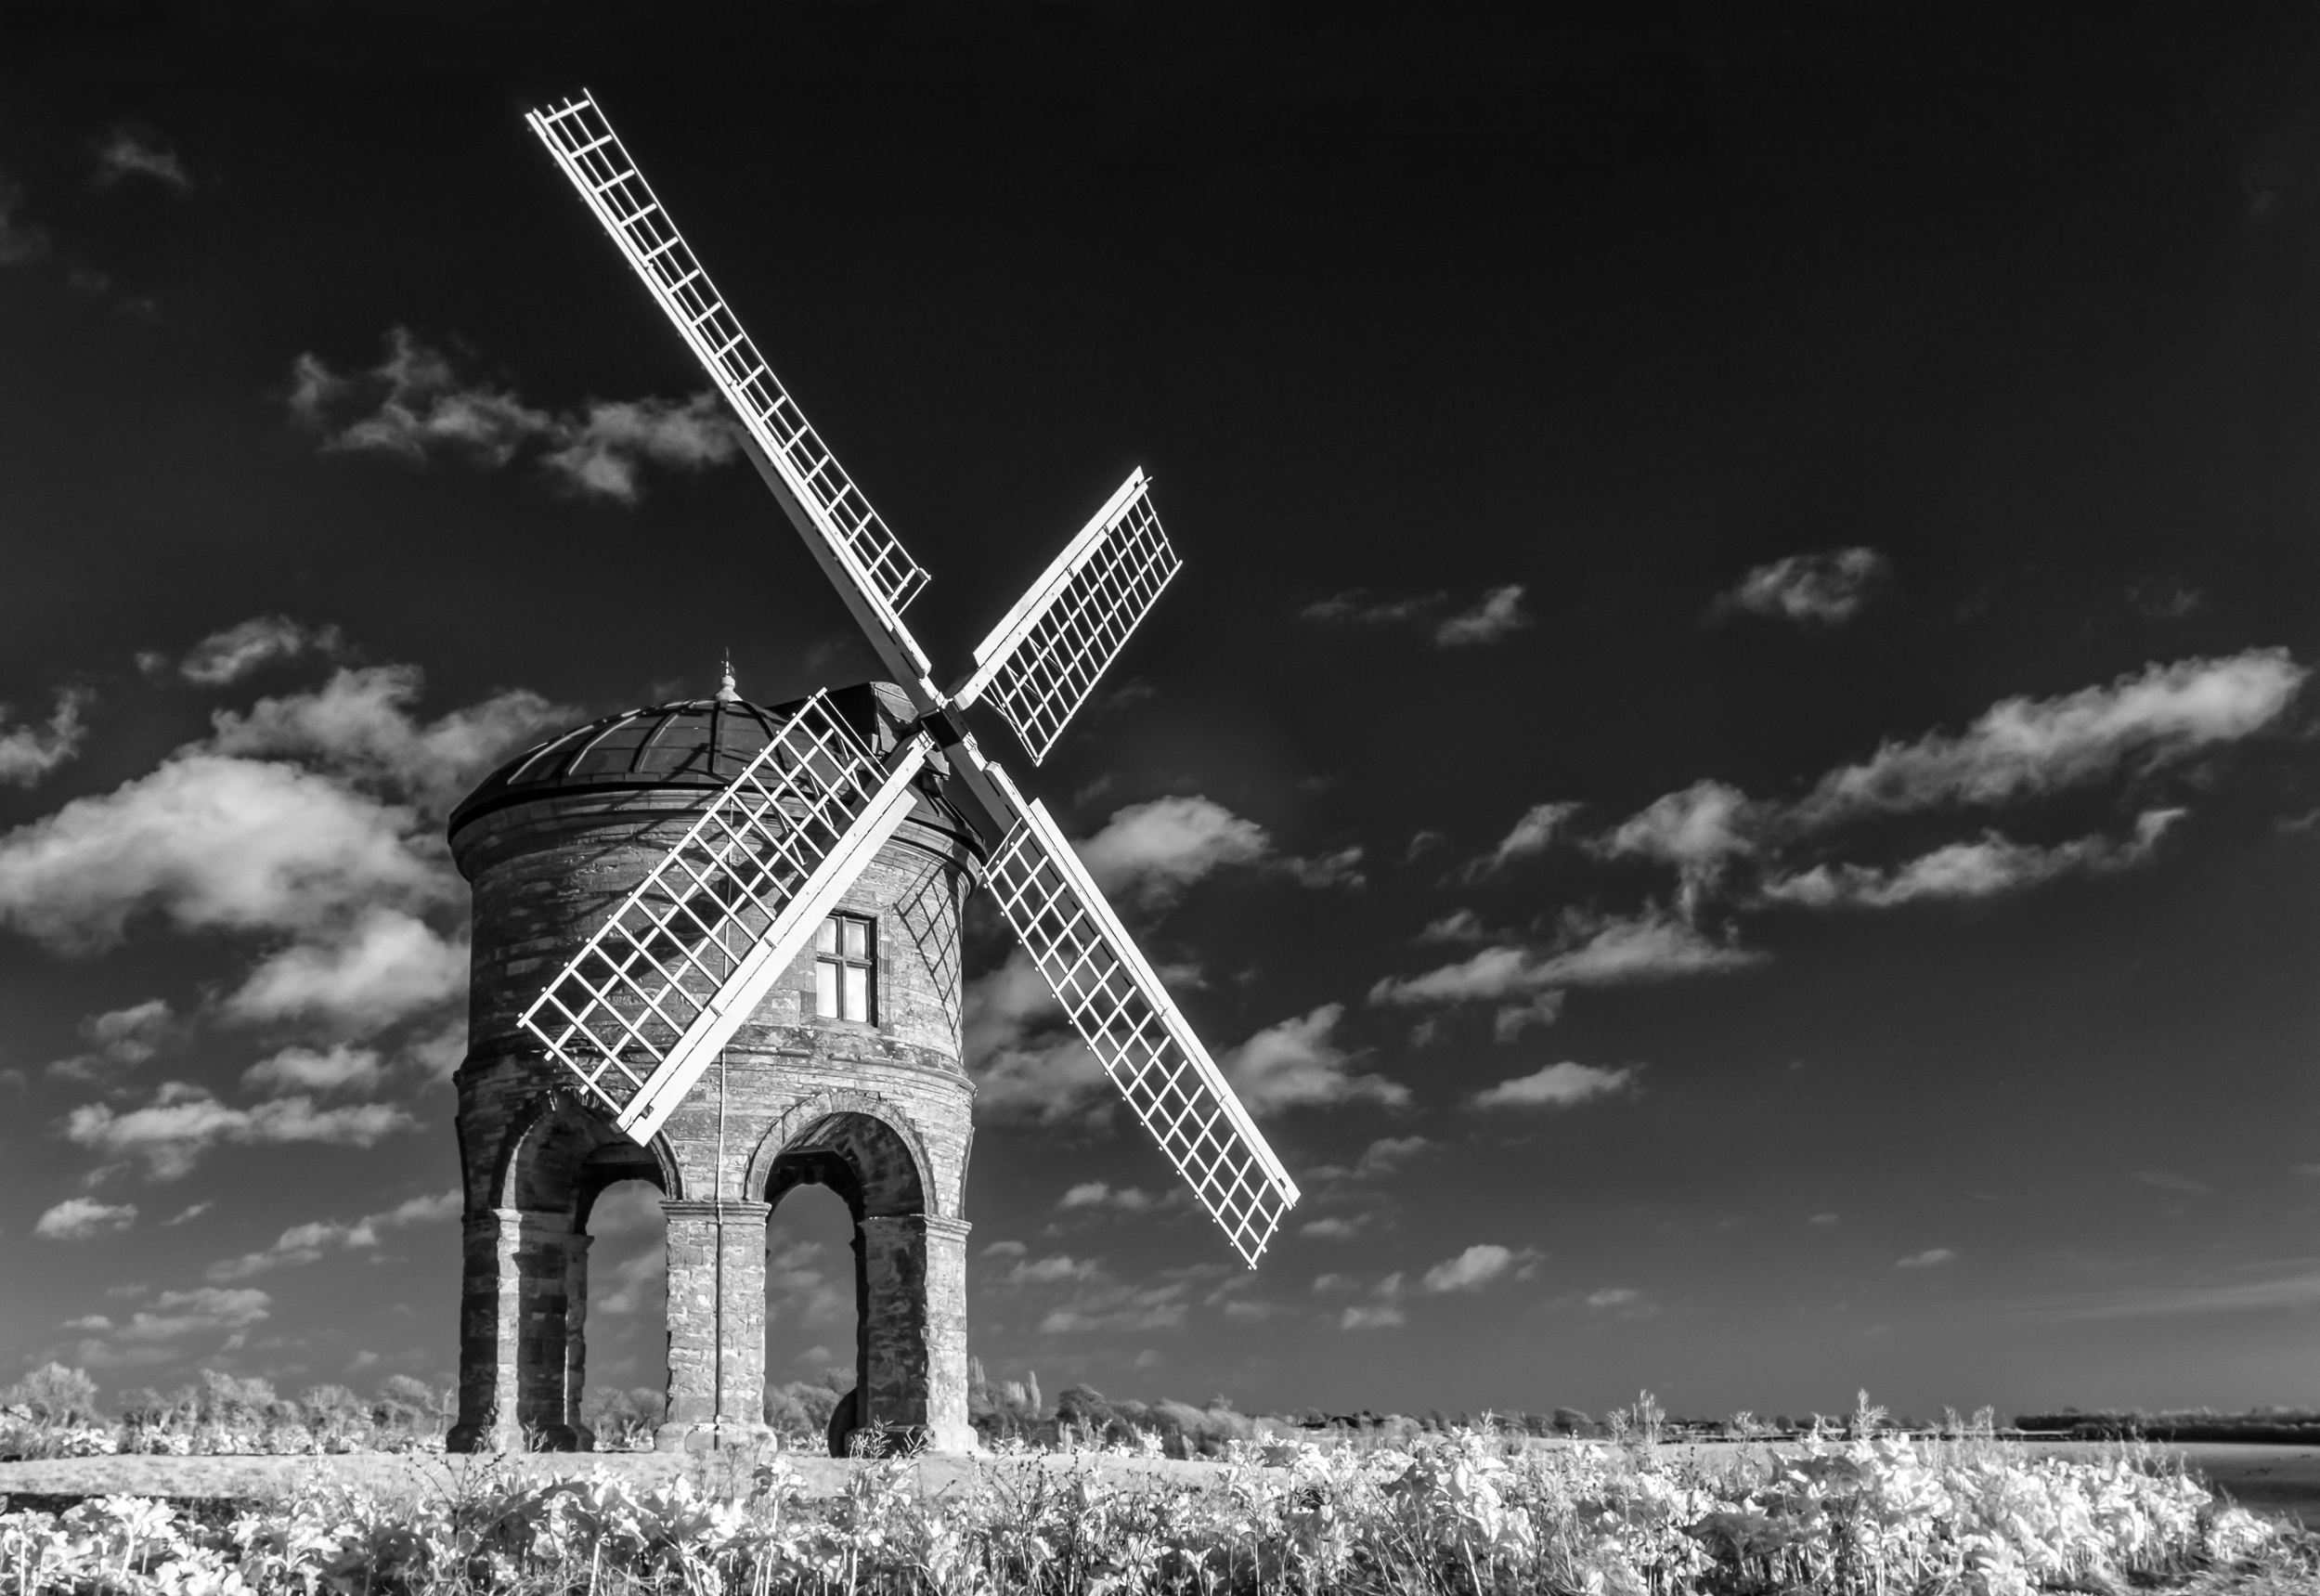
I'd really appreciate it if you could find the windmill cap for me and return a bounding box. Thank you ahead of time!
[447,680,962,844]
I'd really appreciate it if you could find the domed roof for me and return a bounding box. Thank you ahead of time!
[448,680,972,841]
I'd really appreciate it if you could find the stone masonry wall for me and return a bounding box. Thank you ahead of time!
[450,772,979,1453]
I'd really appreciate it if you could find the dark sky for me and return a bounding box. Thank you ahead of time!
[4,4,2319,1423]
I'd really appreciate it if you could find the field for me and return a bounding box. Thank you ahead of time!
[6,1369,2317,1593]
[4,1431,2314,1593]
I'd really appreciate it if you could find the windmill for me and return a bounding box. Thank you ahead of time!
[516,93,1299,1278]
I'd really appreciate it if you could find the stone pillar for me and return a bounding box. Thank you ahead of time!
[448,1209,578,1452]
[563,1232,594,1448]
[655,1199,772,1452]
[859,1214,972,1449]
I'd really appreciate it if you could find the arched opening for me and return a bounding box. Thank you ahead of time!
[759,1109,931,1451]
[760,1182,857,1445]
[575,1175,667,1448]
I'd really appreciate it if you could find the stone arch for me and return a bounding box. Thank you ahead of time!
[489,1088,683,1215]
[743,1089,939,1219]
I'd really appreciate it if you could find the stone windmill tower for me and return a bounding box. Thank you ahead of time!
[443,94,1300,1455]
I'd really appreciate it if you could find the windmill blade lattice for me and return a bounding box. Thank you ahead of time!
[985,798,1301,1265]
[519,693,919,1139]
[527,94,930,624]
[958,470,1182,765]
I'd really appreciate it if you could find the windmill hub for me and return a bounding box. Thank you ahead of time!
[447,684,981,1453]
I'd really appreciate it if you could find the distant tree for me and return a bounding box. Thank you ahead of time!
[3,1364,98,1423]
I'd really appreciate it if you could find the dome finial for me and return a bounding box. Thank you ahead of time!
[715,651,739,704]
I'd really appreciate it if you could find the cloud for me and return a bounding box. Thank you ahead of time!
[1223,1004,1408,1114]
[34,1198,138,1240]
[1371,911,1764,1026]
[1076,796,1271,907]
[162,1202,213,1227]
[1339,1304,1405,1330]
[1004,1252,1102,1287]
[1417,910,1490,945]
[111,1287,271,1342]
[224,908,467,1033]
[0,754,442,953]
[2011,1262,2320,1321]
[1796,652,2303,824]
[1808,1212,1839,1226]
[1466,801,1579,879]
[93,128,192,192]
[1761,811,2184,908]
[204,1187,458,1281]
[1057,1182,1154,1213]
[1896,1248,1958,1269]
[0,689,92,787]
[178,616,340,686]
[1713,548,1889,625]
[1601,781,1753,898]
[291,329,740,504]
[1435,585,1531,647]
[1300,1215,1370,1240]
[1471,1060,1634,1110]
[963,950,1108,1122]
[62,1083,416,1180]
[538,395,739,502]
[1301,590,1444,627]
[241,1043,387,1096]
[46,998,174,1082]
[0,168,48,265]
[1586,1286,1640,1310]
[2133,1169,2210,1196]
[205,663,566,819]
[1303,585,1529,647]
[1421,1243,1539,1293]
[1278,845,1367,889]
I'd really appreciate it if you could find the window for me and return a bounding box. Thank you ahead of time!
[815,913,875,1022]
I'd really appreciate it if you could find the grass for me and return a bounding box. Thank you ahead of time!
[4,1414,2314,1593]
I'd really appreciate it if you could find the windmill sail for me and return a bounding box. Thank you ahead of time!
[526,94,931,649]
[983,795,1300,1265]
[520,693,929,1143]
[955,470,1182,765]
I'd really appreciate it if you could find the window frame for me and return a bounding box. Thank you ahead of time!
[813,911,878,1024]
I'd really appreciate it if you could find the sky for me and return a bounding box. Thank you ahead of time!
[3,5,2319,1426]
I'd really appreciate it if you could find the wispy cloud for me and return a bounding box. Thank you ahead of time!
[0,689,92,787]
[93,127,193,193]
[2009,1260,2320,1321]
[1712,548,1889,626]
[1076,795,1271,909]
[34,1198,138,1240]
[1057,1181,1155,1213]
[1303,585,1531,648]
[1600,652,2303,919]
[291,329,740,504]
[1471,1060,1634,1110]
[1224,1004,1408,1114]
[1465,801,1579,879]
[1372,909,1762,1036]
[1896,1247,1958,1269]
[2133,1169,2210,1196]
[963,950,1106,1123]
[45,998,174,1083]
[177,616,341,686]
[1761,811,2184,909]
[1435,585,1530,646]
[1420,1243,1540,1293]
[1795,652,2303,824]
[0,167,48,265]
[204,1188,457,1281]
[63,1083,415,1180]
